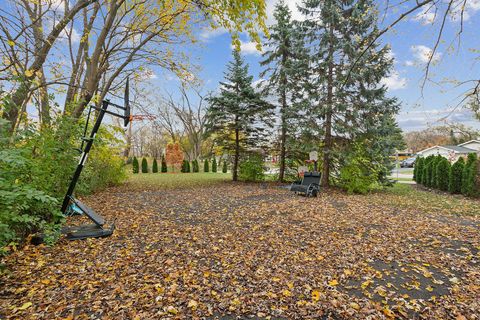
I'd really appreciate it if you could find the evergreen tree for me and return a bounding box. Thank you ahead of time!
[431,155,442,188]
[192,159,199,173]
[152,158,158,173]
[414,157,424,183]
[204,159,209,172]
[186,160,191,173]
[141,157,148,173]
[161,155,167,173]
[222,160,228,173]
[259,1,307,182]
[212,158,217,173]
[422,155,434,187]
[299,0,400,187]
[132,156,139,174]
[462,153,477,196]
[181,160,187,173]
[449,157,464,193]
[207,50,273,181]
[436,158,450,191]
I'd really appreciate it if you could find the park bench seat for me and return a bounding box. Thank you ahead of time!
[290,171,321,197]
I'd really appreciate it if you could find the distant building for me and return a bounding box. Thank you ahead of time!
[417,143,478,162]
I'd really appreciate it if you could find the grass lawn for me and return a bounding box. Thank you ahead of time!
[127,172,231,190]
[2,175,479,319]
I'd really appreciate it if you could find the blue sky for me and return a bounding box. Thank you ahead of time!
[149,0,480,132]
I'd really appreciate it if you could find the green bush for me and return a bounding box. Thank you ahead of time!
[132,157,139,173]
[192,159,199,172]
[181,159,189,173]
[422,155,434,187]
[448,157,464,194]
[435,158,450,191]
[141,157,148,173]
[161,156,167,173]
[462,153,477,197]
[152,158,158,173]
[204,159,209,172]
[212,158,217,173]
[431,155,442,188]
[222,160,228,173]
[186,160,191,172]
[239,154,265,182]
[414,157,424,183]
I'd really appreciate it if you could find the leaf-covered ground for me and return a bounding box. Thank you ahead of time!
[1,177,479,319]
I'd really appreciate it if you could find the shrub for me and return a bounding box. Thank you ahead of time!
[192,159,199,172]
[181,159,190,173]
[222,160,228,173]
[141,157,148,173]
[449,157,464,193]
[212,158,217,173]
[435,158,450,191]
[204,159,209,172]
[431,155,442,188]
[161,156,167,173]
[422,155,434,187]
[186,160,191,172]
[239,154,264,182]
[132,157,139,174]
[414,157,424,183]
[152,158,158,173]
[462,153,477,197]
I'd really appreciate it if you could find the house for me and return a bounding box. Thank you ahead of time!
[417,144,477,162]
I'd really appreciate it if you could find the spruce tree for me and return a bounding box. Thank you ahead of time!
[207,50,273,181]
[132,156,139,174]
[161,155,167,173]
[222,160,228,173]
[141,157,148,173]
[259,1,307,182]
[449,157,464,193]
[152,158,158,173]
[204,159,209,172]
[212,158,218,173]
[299,0,400,187]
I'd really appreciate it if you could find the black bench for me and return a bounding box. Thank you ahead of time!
[290,172,321,197]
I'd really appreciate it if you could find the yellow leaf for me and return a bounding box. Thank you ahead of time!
[25,69,34,78]
[287,282,294,289]
[383,306,395,318]
[187,299,198,310]
[18,302,32,310]
[7,40,15,47]
[344,269,352,276]
[41,279,51,285]
[166,306,178,315]
[361,279,373,289]
[311,290,321,302]
[426,286,434,292]
[328,279,338,286]
[350,302,360,310]
[282,289,292,297]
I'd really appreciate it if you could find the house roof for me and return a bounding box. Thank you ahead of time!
[458,139,480,147]
[418,145,477,154]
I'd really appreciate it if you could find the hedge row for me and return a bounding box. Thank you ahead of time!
[133,157,227,174]
[414,153,478,196]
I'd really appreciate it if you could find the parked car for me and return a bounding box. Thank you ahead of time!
[401,157,416,168]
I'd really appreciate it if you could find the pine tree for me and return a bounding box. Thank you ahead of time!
[141,157,148,173]
[462,153,477,196]
[152,158,158,173]
[222,160,228,173]
[161,155,167,173]
[204,159,209,172]
[299,0,400,187]
[207,50,273,181]
[259,1,307,182]
[212,158,218,173]
[132,156,139,174]
[449,157,464,193]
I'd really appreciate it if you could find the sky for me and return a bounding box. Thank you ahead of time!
[148,0,480,133]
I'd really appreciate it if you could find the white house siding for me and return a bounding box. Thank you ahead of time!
[418,147,466,162]
[460,141,480,151]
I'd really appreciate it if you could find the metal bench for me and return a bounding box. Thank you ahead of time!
[290,171,321,197]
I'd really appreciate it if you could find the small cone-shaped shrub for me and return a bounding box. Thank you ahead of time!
[161,156,167,173]
[222,160,228,173]
[431,155,442,188]
[462,153,477,196]
[212,158,217,173]
[414,157,424,183]
[192,159,199,172]
[152,158,158,173]
[422,155,434,186]
[436,158,450,191]
[132,156,139,174]
[448,157,464,193]
[141,157,148,173]
[186,160,191,172]
[204,159,209,172]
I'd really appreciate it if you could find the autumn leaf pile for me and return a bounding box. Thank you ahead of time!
[1,182,479,319]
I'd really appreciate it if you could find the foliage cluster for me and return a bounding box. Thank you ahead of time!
[239,154,265,182]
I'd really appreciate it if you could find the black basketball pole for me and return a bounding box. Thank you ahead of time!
[61,101,109,213]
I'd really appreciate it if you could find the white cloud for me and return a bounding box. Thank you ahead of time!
[405,60,415,67]
[414,7,436,25]
[381,70,407,91]
[265,0,304,26]
[411,45,441,64]
[450,0,480,21]
[231,40,262,55]
[398,107,478,131]
[199,26,228,41]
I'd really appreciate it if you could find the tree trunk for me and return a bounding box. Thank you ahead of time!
[322,22,335,188]
[233,126,240,181]
[279,88,287,182]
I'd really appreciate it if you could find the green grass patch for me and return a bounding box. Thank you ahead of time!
[126,172,231,190]
[376,183,480,216]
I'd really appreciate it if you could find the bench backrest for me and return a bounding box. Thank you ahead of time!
[302,172,321,185]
